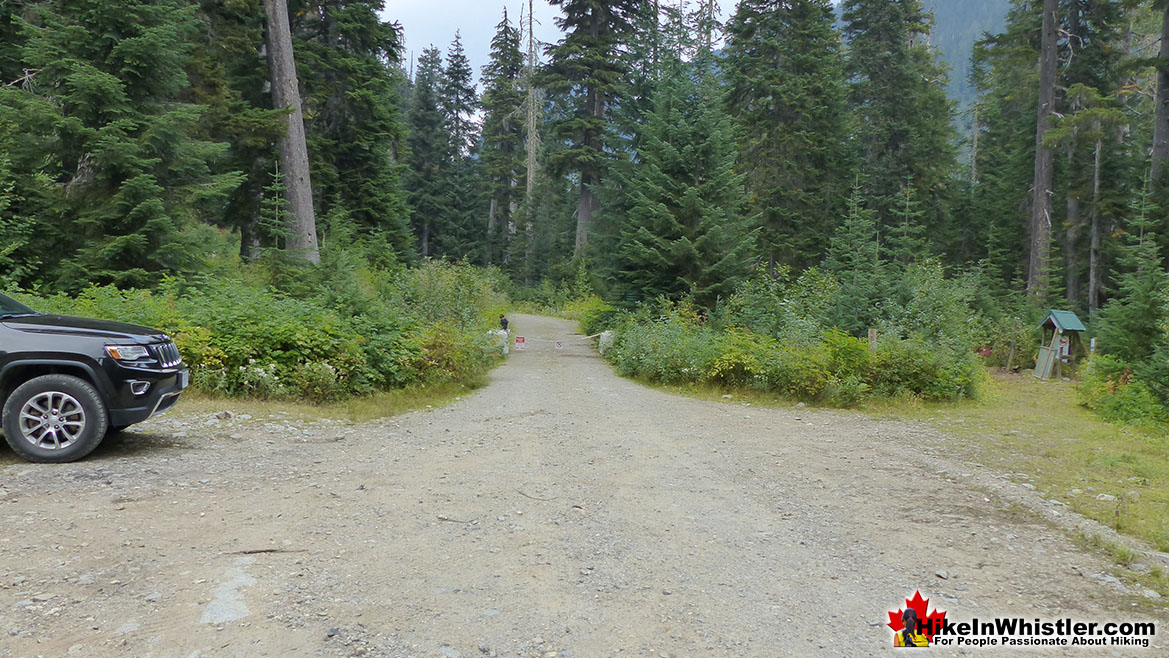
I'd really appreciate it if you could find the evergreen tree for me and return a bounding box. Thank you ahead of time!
[612,53,755,309]
[480,10,525,266]
[965,0,1041,288]
[1095,182,1169,364]
[0,153,38,285]
[441,32,478,158]
[0,0,243,289]
[888,177,932,267]
[265,0,318,263]
[404,46,449,258]
[543,0,639,256]
[823,179,887,334]
[432,33,482,261]
[725,0,850,271]
[290,0,413,259]
[843,0,958,233]
[188,0,286,259]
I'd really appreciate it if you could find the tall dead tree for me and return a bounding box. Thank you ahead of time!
[1028,0,1058,297]
[263,0,319,263]
[522,0,543,278]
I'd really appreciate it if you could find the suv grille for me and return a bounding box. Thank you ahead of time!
[151,342,183,368]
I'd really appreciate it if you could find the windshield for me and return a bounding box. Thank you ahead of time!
[0,292,37,317]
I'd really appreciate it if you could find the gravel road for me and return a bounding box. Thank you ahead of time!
[0,314,1164,657]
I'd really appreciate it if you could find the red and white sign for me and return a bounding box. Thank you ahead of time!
[515,336,526,350]
[555,341,563,350]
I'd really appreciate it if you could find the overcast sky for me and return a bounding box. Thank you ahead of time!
[381,1,563,82]
[380,1,735,84]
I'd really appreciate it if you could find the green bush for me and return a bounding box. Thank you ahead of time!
[706,329,774,388]
[870,339,977,401]
[758,343,832,400]
[6,259,506,402]
[609,314,721,384]
[1078,355,1169,426]
[602,307,980,405]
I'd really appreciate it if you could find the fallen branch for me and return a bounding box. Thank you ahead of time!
[226,548,307,555]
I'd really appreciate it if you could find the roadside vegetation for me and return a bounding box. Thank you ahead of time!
[6,252,507,404]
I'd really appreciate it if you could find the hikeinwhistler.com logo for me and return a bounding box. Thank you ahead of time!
[887,590,1157,649]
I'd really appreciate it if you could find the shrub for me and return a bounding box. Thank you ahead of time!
[870,339,978,401]
[706,329,774,388]
[6,259,506,402]
[609,314,721,384]
[1078,355,1169,426]
[758,343,831,400]
[823,328,871,379]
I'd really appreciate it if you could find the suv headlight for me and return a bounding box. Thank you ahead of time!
[105,345,151,362]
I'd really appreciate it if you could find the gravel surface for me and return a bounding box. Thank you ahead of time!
[0,314,1164,657]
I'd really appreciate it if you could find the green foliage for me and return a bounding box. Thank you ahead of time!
[823,179,887,334]
[480,9,525,266]
[610,51,755,310]
[1078,355,1169,426]
[608,312,722,384]
[0,0,244,289]
[724,0,850,269]
[843,0,957,231]
[1095,187,1169,364]
[6,260,505,402]
[290,0,413,258]
[604,303,980,405]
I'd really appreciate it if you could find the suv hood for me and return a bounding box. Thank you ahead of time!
[1,314,167,343]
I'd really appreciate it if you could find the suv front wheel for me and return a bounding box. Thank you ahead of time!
[2,375,109,463]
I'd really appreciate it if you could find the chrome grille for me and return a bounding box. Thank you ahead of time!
[151,341,183,368]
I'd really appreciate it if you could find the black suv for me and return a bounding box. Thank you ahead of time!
[0,291,189,462]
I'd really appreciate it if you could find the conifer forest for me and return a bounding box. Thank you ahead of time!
[2,0,1169,421]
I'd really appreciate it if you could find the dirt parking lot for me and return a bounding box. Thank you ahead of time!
[0,315,1164,657]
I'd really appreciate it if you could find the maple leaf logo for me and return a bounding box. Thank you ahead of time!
[887,590,947,644]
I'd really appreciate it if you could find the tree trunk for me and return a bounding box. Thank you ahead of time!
[1151,8,1169,187]
[1089,137,1103,316]
[263,0,319,264]
[575,173,596,255]
[523,0,540,277]
[1028,0,1058,297]
[486,197,498,266]
[1065,193,1080,304]
[574,7,604,259]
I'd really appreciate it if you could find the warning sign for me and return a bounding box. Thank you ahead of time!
[555,341,563,350]
[515,336,525,350]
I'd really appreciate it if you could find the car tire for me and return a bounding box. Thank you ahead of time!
[2,374,109,463]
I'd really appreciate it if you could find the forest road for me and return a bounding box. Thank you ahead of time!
[0,314,1164,658]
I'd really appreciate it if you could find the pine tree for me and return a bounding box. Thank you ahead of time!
[823,179,887,334]
[543,0,639,256]
[265,0,318,263]
[0,0,243,290]
[290,0,413,259]
[843,0,958,233]
[612,51,755,309]
[187,0,287,260]
[965,0,1041,289]
[888,177,932,267]
[404,46,449,259]
[0,153,38,285]
[1095,180,1169,364]
[432,33,482,261]
[441,32,478,159]
[725,0,850,270]
[480,10,524,266]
